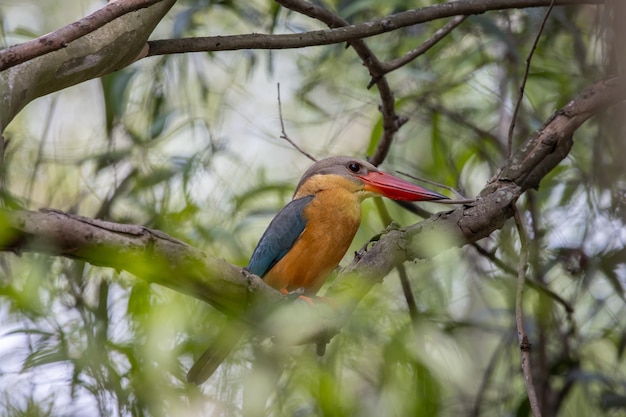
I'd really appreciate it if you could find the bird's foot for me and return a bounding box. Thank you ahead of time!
[280,288,337,308]
[279,288,314,305]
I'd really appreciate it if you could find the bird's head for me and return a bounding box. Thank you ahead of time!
[294,156,448,201]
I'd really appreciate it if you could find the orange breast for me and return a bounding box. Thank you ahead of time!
[263,184,362,294]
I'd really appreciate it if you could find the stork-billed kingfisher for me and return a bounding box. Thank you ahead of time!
[187,156,447,384]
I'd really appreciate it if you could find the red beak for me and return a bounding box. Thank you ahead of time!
[358,171,448,201]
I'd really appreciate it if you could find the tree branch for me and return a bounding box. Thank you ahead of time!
[1,76,623,346]
[507,0,557,157]
[0,0,164,72]
[375,15,468,79]
[0,0,176,132]
[276,83,317,162]
[147,0,600,57]
[514,207,543,417]
[0,209,280,317]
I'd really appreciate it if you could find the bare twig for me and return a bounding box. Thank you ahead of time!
[276,83,317,162]
[397,263,419,322]
[506,0,557,157]
[373,197,420,324]
[396,170,472,201]
[150,0,595,168]
[514,206,543,417]
[426,102,506,159]
[470,242,575,313]
[426,198,476,204]
[0,0,162,71]
[374,15,468,83]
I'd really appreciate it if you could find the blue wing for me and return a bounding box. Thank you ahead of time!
[246,195,314,278]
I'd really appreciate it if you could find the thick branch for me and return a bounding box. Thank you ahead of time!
[0,209,280,317]
[0,0,176,132]
[0,0,163,72]
[147,0,600,56]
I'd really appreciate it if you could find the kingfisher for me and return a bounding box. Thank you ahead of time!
[187,156,447,384]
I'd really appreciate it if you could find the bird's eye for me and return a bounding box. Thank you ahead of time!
[347,162,361,173]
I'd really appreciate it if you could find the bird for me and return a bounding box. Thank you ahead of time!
[187,156,448,384]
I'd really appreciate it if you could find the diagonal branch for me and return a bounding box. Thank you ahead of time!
[0,209,280,317]
[514,206,543,417]
[0,0,177,133]
[1,76,623,345]
[375,15,468,78]
[0,0,164,72]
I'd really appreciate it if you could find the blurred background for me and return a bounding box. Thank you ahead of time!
[0,0,624,416]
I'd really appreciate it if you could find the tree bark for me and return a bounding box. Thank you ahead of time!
[0,0,176,132]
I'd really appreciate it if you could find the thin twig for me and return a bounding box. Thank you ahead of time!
[146,1,601,57]
[470,242,575,313]
[276,83,317,162]
[397,264,419,322]
[431,198,476,204]
[393,200,434,219]
[26,97,57,204]
[514,206,543,417]
[373,197,420,324]
[373,15,467,84]
[470,333,511,417]
[396,170,471,201]
[427,102,506,158]
[507,0,557,157]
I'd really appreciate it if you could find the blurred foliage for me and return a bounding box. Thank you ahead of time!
[1,0,625,417]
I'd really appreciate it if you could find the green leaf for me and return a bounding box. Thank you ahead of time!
[234,183,294,211]
[22,344,68,370]
[430,110,447,171]
[101,70,135,136]
[367,116,383,157]
[135,168,178,189]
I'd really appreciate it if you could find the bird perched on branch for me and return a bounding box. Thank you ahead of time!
[187,156,447,384]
